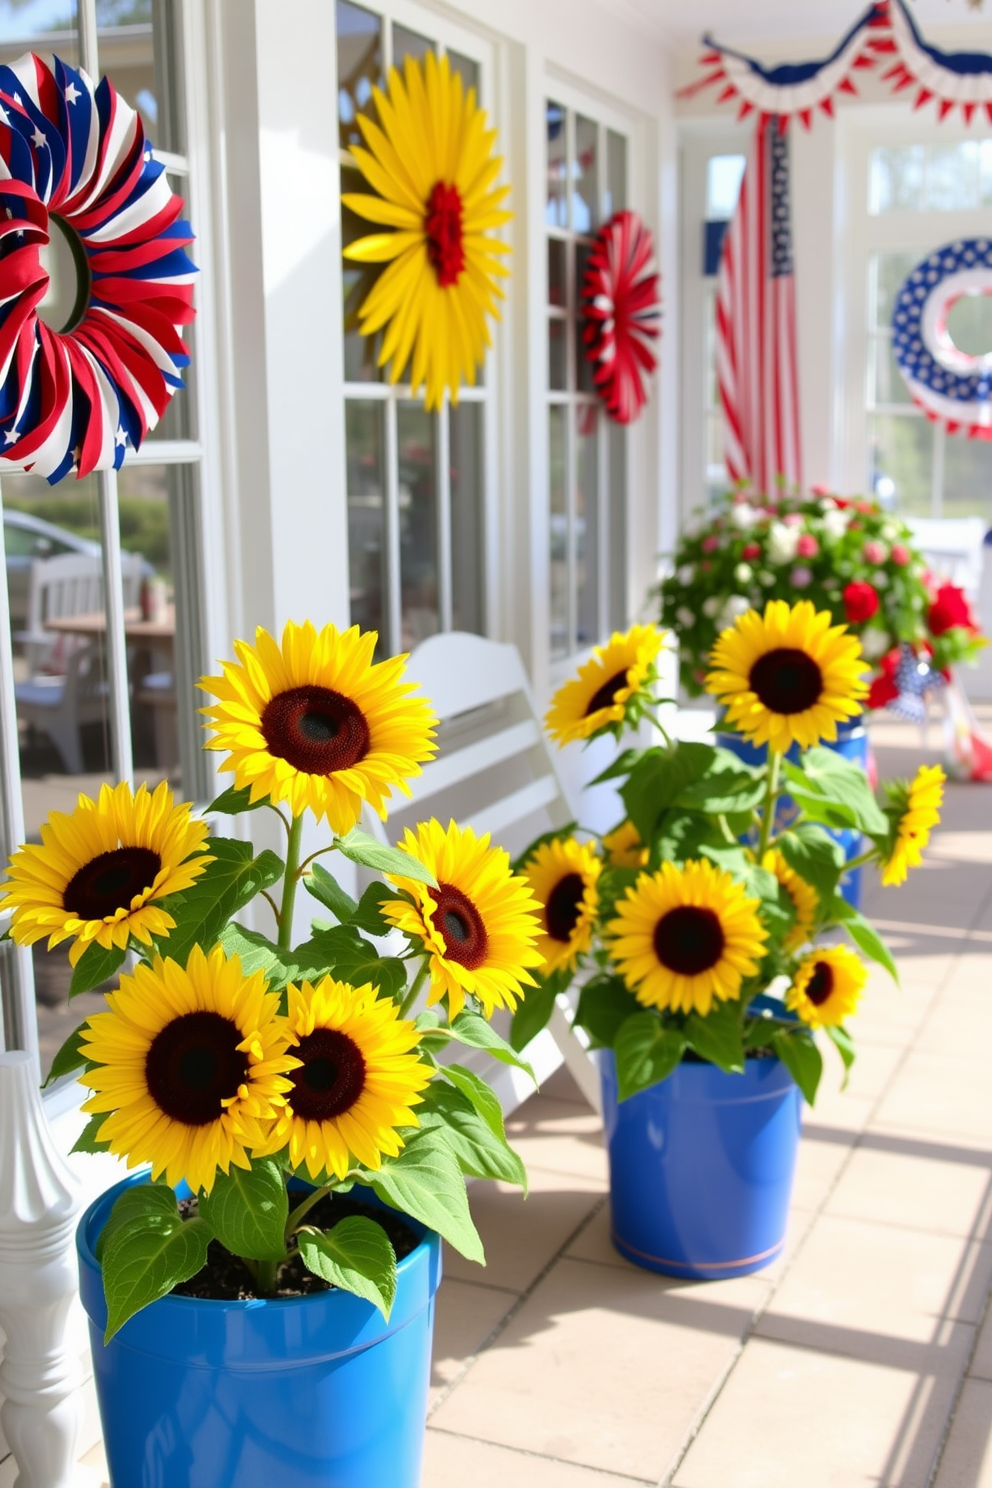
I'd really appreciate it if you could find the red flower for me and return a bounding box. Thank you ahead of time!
[890,544,911,567]
[843,581,879,625]
[702,535,720,553]
[796,533,819,558]
[928,583,977,637]
[742,542,761,560]
[867,647,900,711]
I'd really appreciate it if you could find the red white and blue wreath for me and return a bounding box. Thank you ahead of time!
[892,238,992,439]
[581,210,661,426]
[0,53,195,483]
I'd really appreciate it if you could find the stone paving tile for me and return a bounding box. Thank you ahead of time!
[441,1167,604,1292]
[431,1276,519,1402]
[932,1378,992,1488]
[826,1143,992,1238]
[422,1429,654,1486]
[505,1095,609,1183]
[872,1051,992,1144]
[972,1304,992,1381]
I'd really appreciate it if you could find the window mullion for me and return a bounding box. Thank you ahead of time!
[78,0,99,75]
[598,409,609,642]
[931,423,945,519]
[436,401,453,632]
[384,397,402,657]
[97,469,135,786]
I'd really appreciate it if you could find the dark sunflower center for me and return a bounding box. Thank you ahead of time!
[425,180,465,288]
[260,685,370,776]
[546,872,585,943]
[653,906,726,977]
[749,648,823,715]
[805,961,834,1006]
[63,846,162,920]
[585,670,629,717]
[288,1028,367,1121]
[145,1012,248,1128]
[433,882,488,969]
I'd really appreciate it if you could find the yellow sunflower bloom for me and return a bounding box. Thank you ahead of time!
[199,620,437,833]
[522,837,601,976]
[762,849,818,952]
[880,764,945,887]
[786,945,866,1029]
[545,625,665,747]
[342,50,512,411]
[382,819,544,1020]
[0,781,211,967]
[252,977,432,1181]
[602,820,649,870]
[78,945,298,1195]
[607,859,768,1017]
[705,600,869,753]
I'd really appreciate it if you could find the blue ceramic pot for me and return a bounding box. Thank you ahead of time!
[77,1174,441,1488]
[716,717,869,908]
[601,1051,802,1280]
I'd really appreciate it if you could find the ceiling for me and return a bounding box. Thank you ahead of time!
[625,0,992,47]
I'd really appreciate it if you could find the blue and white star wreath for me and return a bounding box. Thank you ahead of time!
[891,238,992,440]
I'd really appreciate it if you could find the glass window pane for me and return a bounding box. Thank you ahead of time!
[942,434,992,520]
[869,145,925,214]
[346,400,387,643]
[446,48,478,95]
[573,115,598,234]
[981,140,992,207]
[393,23,433,67]
[926,141,980,212]
[397,401,438,651]
[546,100,567,229]
[449,401,483,635]
[608,421,626,632]
[0,1,78,67]
[548,318,566,392]
[870,250,923,331]
[98,0,184,156]
[575,407,599,648]
[868,412,933,515]
[337,0,380,155]
[706,154,745,221]
[606,130,627,218]
[945,293,992,357]
[548,237,566,308]
[549,405,567,659]
[871,335,913,408]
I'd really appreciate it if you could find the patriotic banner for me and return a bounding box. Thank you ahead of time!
[715,120,802,492]
[870,0,992,124]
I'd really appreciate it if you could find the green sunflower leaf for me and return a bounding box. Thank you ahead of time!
[198,1158,289,1262]
[509,977,559,1052]
[302,862,358,924]
[96,1182,180,1261]
[783,748,887,836]
[349,882,397,937]
[370,1126,484,1263]
[621,743,717,845]
[157,838,285,964]
[293,925,407,1000]
[448,1010,536,1081]
[826,1023,857,1088]
[441,1062,508,1140]
[68,941,126,999]
[776,823,846,906]
[70,1113,112,1155]
[829,899,899,985]
[43,1023,91,1087]
[102,1214,211,1342]
[416,1082,526,1190]
[206,783,267,815]
[684,1000,746,1073]
[296,1218,397,1320]
[574,974,641,1048]
[770,1028,823,1105]
[614,1012,685,1101]
[332,829,437,887]
[217,923,291,984]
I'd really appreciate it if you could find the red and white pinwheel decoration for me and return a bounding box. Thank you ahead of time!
[581,210,661,426]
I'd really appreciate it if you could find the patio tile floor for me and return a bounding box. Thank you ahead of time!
[73,721,992,1485]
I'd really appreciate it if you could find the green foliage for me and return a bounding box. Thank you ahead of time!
[574,974,641,1048]
[349,882,397,937]
[614,1013,686,1101]
[417,1082,527,1190]
[777,822,846,906]
[43,1024,90,1087]
[292,925,407,1000]
[198,1159,289,1262]
[826,1024,856,1087]
[71,1115,112,1154]
[829,898,900,984]
[69,941,125,998]
[783,749,888,836]
[333,828,437,886]
[297,1218,397,1320]
[102,1212,210,1342]
[446,1010,536,1081]
[303,861,359,923]
[157,838,284,964]
[510,976,560,1052]
[96,1183,179,1262]
[620,742,716,844]
[771,1028,824,1105]
[207,783,267,816]
[371,1127,485,1263]
[683,1000,745,1073]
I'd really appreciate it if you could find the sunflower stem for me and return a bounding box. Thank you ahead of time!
[285,1183,334,1240]
[757,749,783,861]
[278,814,305,951]
[255,1257,280,1295]
[399,960,431,1019]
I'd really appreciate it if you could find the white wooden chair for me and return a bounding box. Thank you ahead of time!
[364,630,602,1114]
[16,550,145,672]
[15,641,110,774]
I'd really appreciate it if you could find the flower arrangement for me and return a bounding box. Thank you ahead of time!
[1,620,542,1340]
[512,604,945,1106]
[657,488,985,703]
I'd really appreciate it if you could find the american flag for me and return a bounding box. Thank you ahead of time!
[715,120,802,491]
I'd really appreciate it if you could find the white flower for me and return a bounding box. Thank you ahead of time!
[818,498,837,514]
[768,522,801,564]
[676,606,695,629]
[881,522,899,541]
[729,503,758,530]
[861,626,890,660]
[911,594,924,610]
[702,596,722,618]
[759,571,776,587]
[735,562,753,584]
[821,510,849,542]
[718,595,751,629]
[678,565,695,586]
[873,571,888,589]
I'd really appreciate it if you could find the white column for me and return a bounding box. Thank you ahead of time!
[0,1052,84,1488]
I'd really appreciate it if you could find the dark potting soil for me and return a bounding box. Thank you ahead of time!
[683,1046,777,1064]
[170,1192,419,1302]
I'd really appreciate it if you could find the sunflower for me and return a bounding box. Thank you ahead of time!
[342,50,512,411]
[602,819,649,870]
[545,625,665,747]
[252,977,431,1181]
[199,620,437,833]
[77,945,298,1194]
[607,859,767,1017]
[522,837,601,976]
[786,945,866,1029]
[0,781,211,967]
[762,849,818,952]
[705,600,869,753]
[382,818,544,1019]
[880,764,945,887]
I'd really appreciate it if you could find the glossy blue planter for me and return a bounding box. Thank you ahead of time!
[601,1052,802,1279]
[77,1174,441,1488]
[716,717,869,908]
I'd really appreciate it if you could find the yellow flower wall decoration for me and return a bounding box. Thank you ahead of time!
[342,51,512,411]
